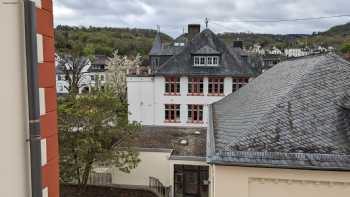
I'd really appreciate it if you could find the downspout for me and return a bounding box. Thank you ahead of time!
[24,1,43,197]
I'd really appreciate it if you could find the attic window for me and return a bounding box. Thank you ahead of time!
[151,57,160,67]
[193,56,219,67]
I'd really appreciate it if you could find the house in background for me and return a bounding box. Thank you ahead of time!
[56,55,108,95]
[0,1,58,197]
[207,54,350,197]
[102,24,255,197]
[127,24,256,127]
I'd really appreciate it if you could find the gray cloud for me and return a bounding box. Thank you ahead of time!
[54,0,350,37]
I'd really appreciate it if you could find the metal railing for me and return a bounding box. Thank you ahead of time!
[149,177,171,197]
[88,172,112,185]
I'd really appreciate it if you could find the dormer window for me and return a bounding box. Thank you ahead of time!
[193,56,219,67]
[151,57,160,67]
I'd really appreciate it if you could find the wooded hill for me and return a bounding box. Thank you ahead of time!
[55,22,350,57]
[55,25,173,57]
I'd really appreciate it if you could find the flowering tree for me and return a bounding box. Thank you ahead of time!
[59,88,140,193]
[107,51,142,101]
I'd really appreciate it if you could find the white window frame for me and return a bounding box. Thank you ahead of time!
[212,56,218,65]
[194,56,219,67]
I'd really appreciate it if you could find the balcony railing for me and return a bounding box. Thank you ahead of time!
[149,177,171,197]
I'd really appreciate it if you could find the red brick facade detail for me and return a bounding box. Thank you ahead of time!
[37,1,59,196]
[41,0,53,12]
[43,36,55,62]
[45,87,57,113]
[39,62,56,88]
[40,112,58,144]
[36,8,54,38]
[42,158,59,197]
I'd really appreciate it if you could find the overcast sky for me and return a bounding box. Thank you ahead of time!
[54,0,350,37]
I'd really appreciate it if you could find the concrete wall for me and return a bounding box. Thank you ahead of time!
[107,150,208,196]
[127,76,232,127]
[109,150,172,186]
[0,2,30,197]
[212,165,350,197]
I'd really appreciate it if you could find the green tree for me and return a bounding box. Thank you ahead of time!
[341,43,350,60]
[58,88,140,192]
[341,43,350,54]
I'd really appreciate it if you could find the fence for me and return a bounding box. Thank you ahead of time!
[88,172,112,185]
[149,177,171,197]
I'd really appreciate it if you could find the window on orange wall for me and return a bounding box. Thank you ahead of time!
[232,77,249,93]
[165,104,181,122]
[188,105,203,123]
[208,77,224,95]
[188,77,204,95]
[165,77,180,95]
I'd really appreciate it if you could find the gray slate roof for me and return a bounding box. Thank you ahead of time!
[208,54,350,170]
[132,126,206,158]
[192,46,221,55]
[149,32,163,56]
[155,29,256,77]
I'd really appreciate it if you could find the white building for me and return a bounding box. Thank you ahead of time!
[127,25,256,127]
[284,48,310,57]
[269,46,283,55]
[56,55,108,95]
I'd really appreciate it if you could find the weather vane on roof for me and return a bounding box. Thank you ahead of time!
[205,17,209,29]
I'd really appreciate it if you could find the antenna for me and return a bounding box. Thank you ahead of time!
[205,17,209,29]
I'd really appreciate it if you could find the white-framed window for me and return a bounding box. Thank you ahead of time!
[213,57,218,65]
[193,56,219,66]
[194,56,200,66]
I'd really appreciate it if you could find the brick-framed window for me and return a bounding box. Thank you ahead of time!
[208,77,224,96]
[232,78,249,92]
[165,104,181,123]
[188,77,204,95]
[188,105,203,123]
[165,77,180,95]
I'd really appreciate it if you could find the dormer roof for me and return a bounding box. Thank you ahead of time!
[192,45,221,55]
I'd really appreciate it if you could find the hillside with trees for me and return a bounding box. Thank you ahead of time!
[55,25,173,57]
[55,22,350,58]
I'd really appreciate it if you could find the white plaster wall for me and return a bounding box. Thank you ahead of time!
[212,165,350,197]
[110,151,172,186]
[127,76,230,127]
[127,77,155,125]
[0,2,31,196]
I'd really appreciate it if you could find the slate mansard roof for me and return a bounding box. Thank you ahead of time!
[207,55,350,170]
[150,29,256,77]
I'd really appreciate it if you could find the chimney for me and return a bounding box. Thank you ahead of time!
[188,24,201,41]
[233,40,243,49]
